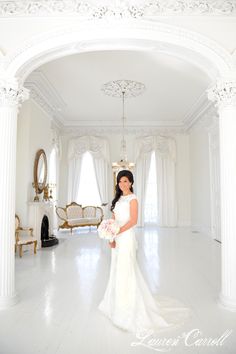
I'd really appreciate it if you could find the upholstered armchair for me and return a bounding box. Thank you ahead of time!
[15,214,37,257]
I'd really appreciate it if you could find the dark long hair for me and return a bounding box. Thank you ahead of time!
[110,170,134,212]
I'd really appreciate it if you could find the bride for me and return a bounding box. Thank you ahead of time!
[98,170,191,334]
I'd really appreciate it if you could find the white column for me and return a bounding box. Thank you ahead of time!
[0,79,29,309]
[208,80,236,311]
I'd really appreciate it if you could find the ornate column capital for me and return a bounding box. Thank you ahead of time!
[0,78,29,107]
[207,80,236,109]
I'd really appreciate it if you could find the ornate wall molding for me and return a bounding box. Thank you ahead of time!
[0,78,29,106]
[187,103,218,133]
[207,80,236,108]
[0,1,236,18]
[3,19,233,80]
[28,85,54,116]
[62,126,185,137]
[50,125,62,158]
[183,91,212,132]
[24,70,66,126]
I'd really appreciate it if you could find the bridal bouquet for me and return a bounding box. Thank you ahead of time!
[97,219,120,242]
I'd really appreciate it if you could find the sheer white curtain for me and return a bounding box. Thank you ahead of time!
[77,152,101,206]
[92,157,109,205]
[68,136,110,205]
[135,136,177,227]
[134,137,153,227]
[155,136,177,226]
[67,157,83,203]
[144,150,158,223]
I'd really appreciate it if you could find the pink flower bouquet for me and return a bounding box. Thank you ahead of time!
[97,219,120,242]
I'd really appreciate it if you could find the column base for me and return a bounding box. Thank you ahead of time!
[0,292,19,310]
[218,293,236,312]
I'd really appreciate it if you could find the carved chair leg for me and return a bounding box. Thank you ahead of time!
[34,241,37,254]
[15,244,17,253]
[19,245,23,258]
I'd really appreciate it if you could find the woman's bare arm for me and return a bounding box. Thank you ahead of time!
[109,212,116,247]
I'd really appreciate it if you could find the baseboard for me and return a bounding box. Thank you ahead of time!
[191,224,212,237]
[177,221,191,227]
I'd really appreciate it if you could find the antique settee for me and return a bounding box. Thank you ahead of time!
[56,202,104,232]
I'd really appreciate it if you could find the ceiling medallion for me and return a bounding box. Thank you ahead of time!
[101,79,146,98]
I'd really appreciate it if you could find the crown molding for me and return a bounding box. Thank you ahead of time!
[0,0,235,18]
[182,91,213,132]
[61,125,186,137]
[187,104,218,133]
[24,70,66,128]
[24,76,213,135]
[24,69,188,131]
[24,68,212,134]
[62,119,184,127]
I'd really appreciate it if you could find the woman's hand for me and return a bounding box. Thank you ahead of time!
[109,240,116,248]
[116,227,122,235]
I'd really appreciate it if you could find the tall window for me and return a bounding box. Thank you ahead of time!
[144,150,158,223]
[48,147,57,200]
[77,151,101,206]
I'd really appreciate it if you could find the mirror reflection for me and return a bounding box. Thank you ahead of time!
[33,149,47,201]
[38,155,45,184]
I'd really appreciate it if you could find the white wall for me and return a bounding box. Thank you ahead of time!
[175,134,191,226]
[16,99,53,224]
[58,135,69,207]
[16,101,31,225]
[189,127,211,236]
[58,132,191,225]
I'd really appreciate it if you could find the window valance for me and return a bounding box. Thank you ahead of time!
[68,135,110,161]
[135,135,176,161]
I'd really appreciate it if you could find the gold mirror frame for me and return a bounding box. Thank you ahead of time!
[33,149,47,199]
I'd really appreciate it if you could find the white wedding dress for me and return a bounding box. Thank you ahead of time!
[98,193,191,334]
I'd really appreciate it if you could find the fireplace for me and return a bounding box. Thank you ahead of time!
[28,201,58,249]
[41,215,59,247]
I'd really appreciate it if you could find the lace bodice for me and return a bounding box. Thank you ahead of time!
[113,193,137,227]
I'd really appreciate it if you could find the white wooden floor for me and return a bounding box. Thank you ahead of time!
[0,226,236,354]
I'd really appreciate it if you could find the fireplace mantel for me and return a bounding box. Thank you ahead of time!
[28,201,56,248]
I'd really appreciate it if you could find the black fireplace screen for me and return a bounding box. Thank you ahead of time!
[41,215,49,240]
[40,214,59,247]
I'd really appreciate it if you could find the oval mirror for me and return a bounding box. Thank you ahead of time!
[34,149,47,194]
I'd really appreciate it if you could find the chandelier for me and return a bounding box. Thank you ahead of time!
[101,79,146,172]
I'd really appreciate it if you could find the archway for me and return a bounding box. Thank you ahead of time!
[0,19,235,310]
[4,20,234,81]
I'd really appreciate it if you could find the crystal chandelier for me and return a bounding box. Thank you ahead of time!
[101,79,145,172]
